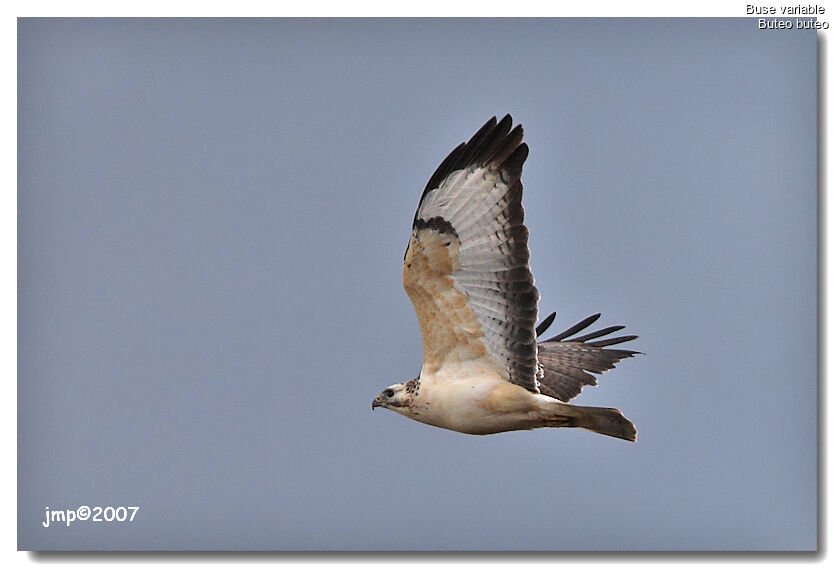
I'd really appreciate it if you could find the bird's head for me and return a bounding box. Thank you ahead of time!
[372,382,411,413]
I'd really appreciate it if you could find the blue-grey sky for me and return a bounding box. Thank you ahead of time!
[18,18,816,550]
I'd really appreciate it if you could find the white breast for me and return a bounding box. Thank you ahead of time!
[407,363,545,435]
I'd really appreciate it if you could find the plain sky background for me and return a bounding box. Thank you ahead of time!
[18,18,817,551]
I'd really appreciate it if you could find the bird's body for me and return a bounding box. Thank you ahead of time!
[396,362,542,435]
[373,115,639,441]
[384,364,633,438]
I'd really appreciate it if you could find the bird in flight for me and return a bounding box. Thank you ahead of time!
[372,115,639,441]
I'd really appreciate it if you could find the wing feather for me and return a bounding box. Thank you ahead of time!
[403,115,540,390]
[536,313,640,401]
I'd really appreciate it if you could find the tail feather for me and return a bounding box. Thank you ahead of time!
[550,403,637,442]
[573,405,637,442]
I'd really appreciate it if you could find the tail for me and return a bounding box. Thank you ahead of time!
[549,402,637,442]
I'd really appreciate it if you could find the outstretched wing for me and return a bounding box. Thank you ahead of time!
[402,115,540,391]
[535,312,640,402]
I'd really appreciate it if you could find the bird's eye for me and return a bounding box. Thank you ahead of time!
[384,389,395,398]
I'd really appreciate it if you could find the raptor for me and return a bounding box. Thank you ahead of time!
[373,115,639,441]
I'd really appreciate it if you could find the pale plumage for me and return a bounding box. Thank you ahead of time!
[373,115,639,441]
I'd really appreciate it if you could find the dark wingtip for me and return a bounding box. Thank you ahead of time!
[570,325,626,343]
[503,142,529,178]
[587,335,639,348]
[415,115,526,226]
[544,313,602,342]
[535,312,557,337]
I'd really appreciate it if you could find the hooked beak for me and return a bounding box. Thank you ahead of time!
[372,397,382,410]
